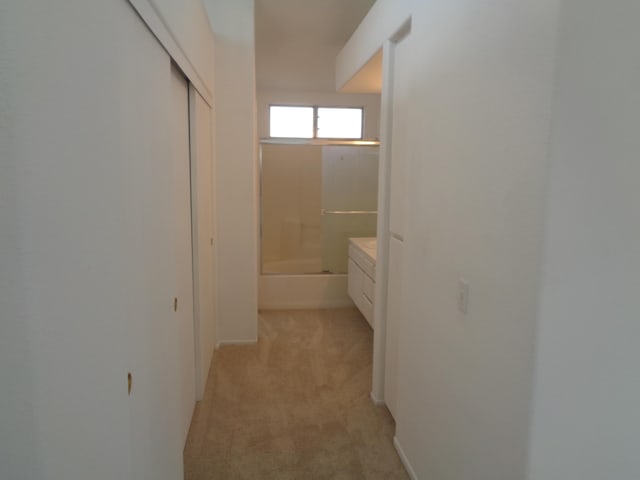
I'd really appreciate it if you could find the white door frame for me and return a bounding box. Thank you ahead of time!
[371,17,412,405]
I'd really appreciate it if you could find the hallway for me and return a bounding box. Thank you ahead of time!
[184,309,409,479]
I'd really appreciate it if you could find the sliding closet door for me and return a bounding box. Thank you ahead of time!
[170,64,197,445]
[2,1,199,478]
[122,14,184,480]
[190,86,216,400]
[126,59,195,480]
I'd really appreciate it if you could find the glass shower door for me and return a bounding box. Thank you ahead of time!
[321,145,379,273]
[261,143,323,274]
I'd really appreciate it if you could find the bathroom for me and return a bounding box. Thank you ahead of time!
[255,0,382,312]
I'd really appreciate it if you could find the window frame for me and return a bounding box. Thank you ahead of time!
[268,104,364,140]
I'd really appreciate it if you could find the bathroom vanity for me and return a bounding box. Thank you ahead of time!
[347,237,376,328]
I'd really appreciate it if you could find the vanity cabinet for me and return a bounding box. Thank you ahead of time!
[348,238,376,329]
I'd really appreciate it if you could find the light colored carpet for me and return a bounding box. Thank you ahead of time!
[184,308,410,480]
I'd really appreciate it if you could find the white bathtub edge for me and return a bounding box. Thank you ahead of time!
[259,274,355,310]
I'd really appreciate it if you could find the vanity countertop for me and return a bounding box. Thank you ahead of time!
[349,237,377,264]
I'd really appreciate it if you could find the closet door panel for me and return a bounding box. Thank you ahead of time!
[170,64,197,445]
[122,15,184,480]
[190,86,216,400]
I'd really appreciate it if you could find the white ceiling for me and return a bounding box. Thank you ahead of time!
[255,0,376,92]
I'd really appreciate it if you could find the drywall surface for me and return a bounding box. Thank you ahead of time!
[336,0,410,90]
[398,2,560,477]
[255,0,375,93]
[527,2,640,478]
[344,0,561,478]
[204,0,259,343]
[257,40,346,93]
[340,49,383,94]
[257,90,381,140]
[0,1,189,478]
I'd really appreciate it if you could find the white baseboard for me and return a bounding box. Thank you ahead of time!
[370,392,386,406]
[394,436,418,480]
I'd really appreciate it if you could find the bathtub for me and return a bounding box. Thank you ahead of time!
[259,273,354,310]
[261,257,322,275]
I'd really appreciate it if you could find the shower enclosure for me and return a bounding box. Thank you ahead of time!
[260,141,379,276]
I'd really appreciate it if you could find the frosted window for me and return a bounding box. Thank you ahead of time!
[317,108,363,139]
[269,106,314,138]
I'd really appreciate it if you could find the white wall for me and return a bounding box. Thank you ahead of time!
[397,3,559,478]
[255,0,376,93]
[257,90,381,140]
[340,1,560,478]
[527,2,640,478]
[204,0,259,344]
[257,43,343,93]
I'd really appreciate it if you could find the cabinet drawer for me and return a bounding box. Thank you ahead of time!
[349,245,375,278]
[360,293,374,328]
[347,259,362,303]
[362,274,375,302]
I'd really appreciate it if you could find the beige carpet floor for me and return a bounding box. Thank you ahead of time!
[184,308,410,480]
